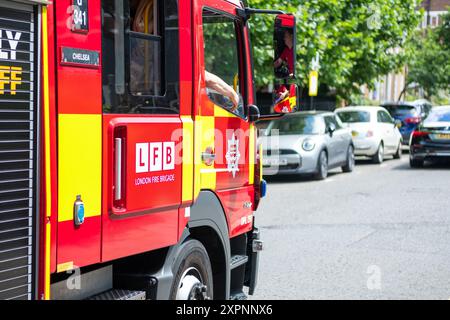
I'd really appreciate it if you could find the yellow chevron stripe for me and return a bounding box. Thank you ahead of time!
[41,5,51,300]
[259,143,263,182]
[195,116,216,192]
[181,116,194,202]
[58,114,102,222]
[214,104,238,118]
[248,123,255,185]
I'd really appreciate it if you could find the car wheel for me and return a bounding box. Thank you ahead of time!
[342,145,355,173]
[393,142,402,159]
[170,239,213,300]
[315,150,328,180]
[372,143,384,164]
[409,156,424,168]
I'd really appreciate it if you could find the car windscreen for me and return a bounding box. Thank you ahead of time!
[266,115,325,135]
[424,109,450,122]
[383,105,417,116]
[337,111,370,123]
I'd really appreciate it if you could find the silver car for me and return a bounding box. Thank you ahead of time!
[260,111,355,180]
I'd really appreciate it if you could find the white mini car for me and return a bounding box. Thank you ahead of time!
[336,106,403,163]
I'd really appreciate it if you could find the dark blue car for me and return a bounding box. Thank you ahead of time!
[382,100,432,145]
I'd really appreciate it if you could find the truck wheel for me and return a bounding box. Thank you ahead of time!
[170,239,213,300]
[342,145,355,173]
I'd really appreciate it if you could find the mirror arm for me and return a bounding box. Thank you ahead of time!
[236,7,286,22]
[258,114,286,121]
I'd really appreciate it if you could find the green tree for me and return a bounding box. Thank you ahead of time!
[402,9,450,100]
[247,0,421,102]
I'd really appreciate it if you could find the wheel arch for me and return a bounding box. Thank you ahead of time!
[155,191,231,300]
[187,190,231,300]
[320,146,329,162]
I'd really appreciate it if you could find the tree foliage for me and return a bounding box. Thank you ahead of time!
[247,0,421,100]
[404,9,450,100]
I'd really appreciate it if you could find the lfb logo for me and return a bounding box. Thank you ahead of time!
[136,142,175,173]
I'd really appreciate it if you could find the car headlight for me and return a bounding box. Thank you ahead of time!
[302,139,316,151]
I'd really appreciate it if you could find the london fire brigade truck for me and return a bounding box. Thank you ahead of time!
[0,0,296,300]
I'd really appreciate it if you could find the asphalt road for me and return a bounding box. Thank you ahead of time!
[251,155,450,300]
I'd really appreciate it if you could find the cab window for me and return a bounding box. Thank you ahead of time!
[101,0,179,114]
[202,9,246,118]
[378,111,393,123]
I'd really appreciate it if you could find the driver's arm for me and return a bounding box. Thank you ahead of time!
[205,71,239,111]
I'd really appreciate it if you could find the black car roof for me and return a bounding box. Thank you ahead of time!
[283,111,333,117]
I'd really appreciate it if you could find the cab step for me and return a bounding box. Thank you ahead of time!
[88,289,146,300]
[230,255,248,270]
[230,291,248,300]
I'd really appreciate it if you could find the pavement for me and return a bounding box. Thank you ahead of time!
[250,155,450,300]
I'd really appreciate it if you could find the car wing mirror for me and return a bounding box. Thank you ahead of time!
[327,123,336,136]
[273,14,296,80]
[272,83,298,114]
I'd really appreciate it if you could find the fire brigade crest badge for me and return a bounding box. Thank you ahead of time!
[226,133,240,178]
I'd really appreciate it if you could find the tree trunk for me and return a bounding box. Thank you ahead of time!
[398,82,409,102]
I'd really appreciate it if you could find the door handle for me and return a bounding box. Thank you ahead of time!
[114,137,123,201]
[113,126,126,209]
[201,147,216,166]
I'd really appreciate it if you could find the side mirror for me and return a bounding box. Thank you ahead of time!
[273,14,296,80]
[248,104,260,123]
[395,119,402,128]
[258,14,298,121]
[327,123,336,136]
[272,83,298,114]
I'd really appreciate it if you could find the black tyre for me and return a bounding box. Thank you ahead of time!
[393,142,402,159]
[372,143,384,164]
[315,150,328,180]
[169,239,213,300]
[409,156,424,168]
[342,145,355,173]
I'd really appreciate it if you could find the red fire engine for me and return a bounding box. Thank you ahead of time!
[0,0,296,300]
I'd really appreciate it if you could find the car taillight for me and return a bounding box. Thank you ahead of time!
[366,130,374,138]
[412,130,429,138]
[404,116,421,124]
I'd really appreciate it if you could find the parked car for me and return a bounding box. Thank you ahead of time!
[382,100,432,146]
[336,106,402,163]
[260,111,354,180]
[410,106,450,167]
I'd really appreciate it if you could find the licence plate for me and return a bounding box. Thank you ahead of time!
[436,133,450,140]
[263,158,288,166]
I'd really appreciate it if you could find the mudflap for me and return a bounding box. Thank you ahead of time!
[244,227,262,295]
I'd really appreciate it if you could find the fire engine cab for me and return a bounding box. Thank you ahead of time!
[0,0,296,300]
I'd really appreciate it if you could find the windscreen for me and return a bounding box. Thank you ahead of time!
[425,108,450,123]
[266,115,325,135]
[337,111,371,123]
[383,105,417,117]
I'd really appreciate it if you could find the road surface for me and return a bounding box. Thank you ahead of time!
[251,156,450,299]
